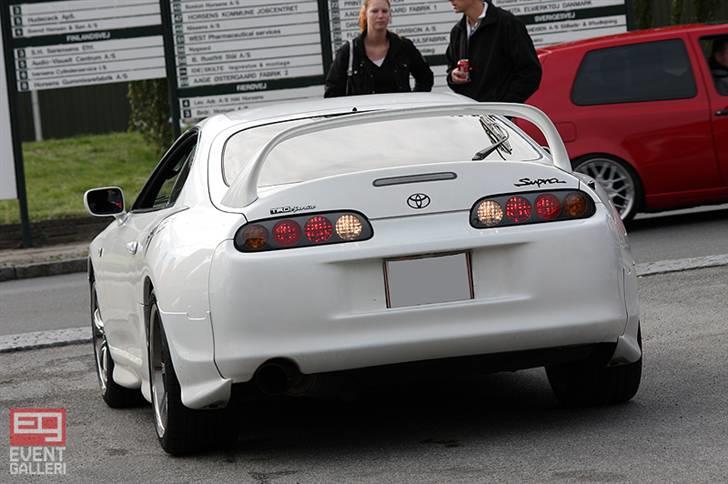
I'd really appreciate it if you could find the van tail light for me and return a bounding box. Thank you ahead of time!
[471,190,595,228]
[235,211,373,252]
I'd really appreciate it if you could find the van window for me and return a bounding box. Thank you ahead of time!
[700,36,728,96]
[572,39,697,105]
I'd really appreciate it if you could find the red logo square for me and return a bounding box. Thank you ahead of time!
[10,408,66,447]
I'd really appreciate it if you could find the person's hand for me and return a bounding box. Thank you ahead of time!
[451,67,469,84]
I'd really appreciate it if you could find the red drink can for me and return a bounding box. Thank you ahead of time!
[457,59,470,81]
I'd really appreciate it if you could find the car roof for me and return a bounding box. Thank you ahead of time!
[538,23,728,54]
[198,92,473,129]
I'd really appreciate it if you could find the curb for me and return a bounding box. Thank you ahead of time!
[0,327,90,353]
[635,254,728,277]
[0,258,87,282]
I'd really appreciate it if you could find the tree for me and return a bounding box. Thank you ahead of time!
[127,80,173,156]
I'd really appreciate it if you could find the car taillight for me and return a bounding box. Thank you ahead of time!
[335,214,363,240]
[476,200,503,227]
[235,211,373,252]
[239,224,268,251]
[563,192,589,218]
[273,220,301,246]
[535,193,561,220]
[304,216,333,243]
[471,190,595,229]
[505,196,532,223]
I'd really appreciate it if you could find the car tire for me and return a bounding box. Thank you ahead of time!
[148,296,237,455]
[91,280,143,408]
[573,156,642,222]
[546,327,642,407]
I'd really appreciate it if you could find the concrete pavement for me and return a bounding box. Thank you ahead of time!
[0,242,88,282]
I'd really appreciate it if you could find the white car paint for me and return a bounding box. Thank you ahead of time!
[87,93,640,411]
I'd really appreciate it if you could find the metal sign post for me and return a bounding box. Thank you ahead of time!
[1,5,32,247]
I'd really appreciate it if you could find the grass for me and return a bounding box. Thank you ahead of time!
[0,132,159,224]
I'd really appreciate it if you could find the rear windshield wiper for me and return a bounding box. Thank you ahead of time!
[472,134,510,160]
[472,115,511,160]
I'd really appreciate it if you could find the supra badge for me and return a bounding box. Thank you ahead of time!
[514,177,567,188]
[407,193,431,209]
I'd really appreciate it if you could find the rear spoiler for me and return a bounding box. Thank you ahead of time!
[222,103,571,207]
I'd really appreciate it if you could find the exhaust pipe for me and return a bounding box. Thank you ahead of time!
[254,359,302,396]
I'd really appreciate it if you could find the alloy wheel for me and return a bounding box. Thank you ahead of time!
[150,314,168,437]
[575,158,636,219]
[91,286,108,393]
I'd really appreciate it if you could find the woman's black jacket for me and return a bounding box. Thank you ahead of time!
[324,31,434,97]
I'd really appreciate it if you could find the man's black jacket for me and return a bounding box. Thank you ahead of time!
[446,3,542,103]
[325,31,433,97]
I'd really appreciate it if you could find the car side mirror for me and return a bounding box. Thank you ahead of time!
[84,187,126,217]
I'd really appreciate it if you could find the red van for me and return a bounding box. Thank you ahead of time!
[523,24,728,221]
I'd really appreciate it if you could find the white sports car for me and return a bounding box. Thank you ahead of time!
[84,93,641,454]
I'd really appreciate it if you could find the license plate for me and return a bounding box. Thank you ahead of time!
[384,252,474,308]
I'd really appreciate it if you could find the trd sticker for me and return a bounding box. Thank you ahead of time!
[513,177,567,188]
[270,205,316,215]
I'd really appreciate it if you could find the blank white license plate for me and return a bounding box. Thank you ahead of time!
[384,252,473,308]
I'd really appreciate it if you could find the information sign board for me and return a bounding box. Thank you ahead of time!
[496,0,629,46]
[168,0,327,122]
[9,0,165,91]
[1,23,17,200]
[168,0,630,123]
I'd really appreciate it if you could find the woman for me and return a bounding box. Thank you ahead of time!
[324,0,434,97]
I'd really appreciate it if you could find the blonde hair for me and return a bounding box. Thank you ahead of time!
[358,0,391,32]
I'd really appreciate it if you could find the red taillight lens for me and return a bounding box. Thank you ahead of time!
[240,224,268,251]
[564,192,588,218]
[505,196,532,223]
[535,194,561,220]
[304,216,333,243]
[272,220,301,246]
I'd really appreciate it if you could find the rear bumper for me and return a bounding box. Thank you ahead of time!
[208,206,639,384]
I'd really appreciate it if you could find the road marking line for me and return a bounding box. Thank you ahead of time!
[2,254,727,353]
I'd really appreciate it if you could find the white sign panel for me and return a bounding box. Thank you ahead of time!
[10,0,165,91]
[328,0,457,90]
[328,0,455,57]
[1,25,18,201]
[172,0,628,122]
[171,0,326,123]
[492,0,628,46]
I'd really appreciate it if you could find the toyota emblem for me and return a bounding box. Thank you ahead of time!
[407,193,431,209]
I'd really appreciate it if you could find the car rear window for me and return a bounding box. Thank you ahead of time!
[572,39,697,105]
[222,114,542,187]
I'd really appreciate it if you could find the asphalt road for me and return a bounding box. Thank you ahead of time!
[629,204,728,263]
[0,266,726,482]
[0,204,727,337]
[0,273,88,336]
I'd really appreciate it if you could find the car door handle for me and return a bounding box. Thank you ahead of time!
[716,109,728,117]
[126,241,138,255]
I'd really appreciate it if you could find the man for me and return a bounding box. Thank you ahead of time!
[446,0,542,103]
[710,37,728,95]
